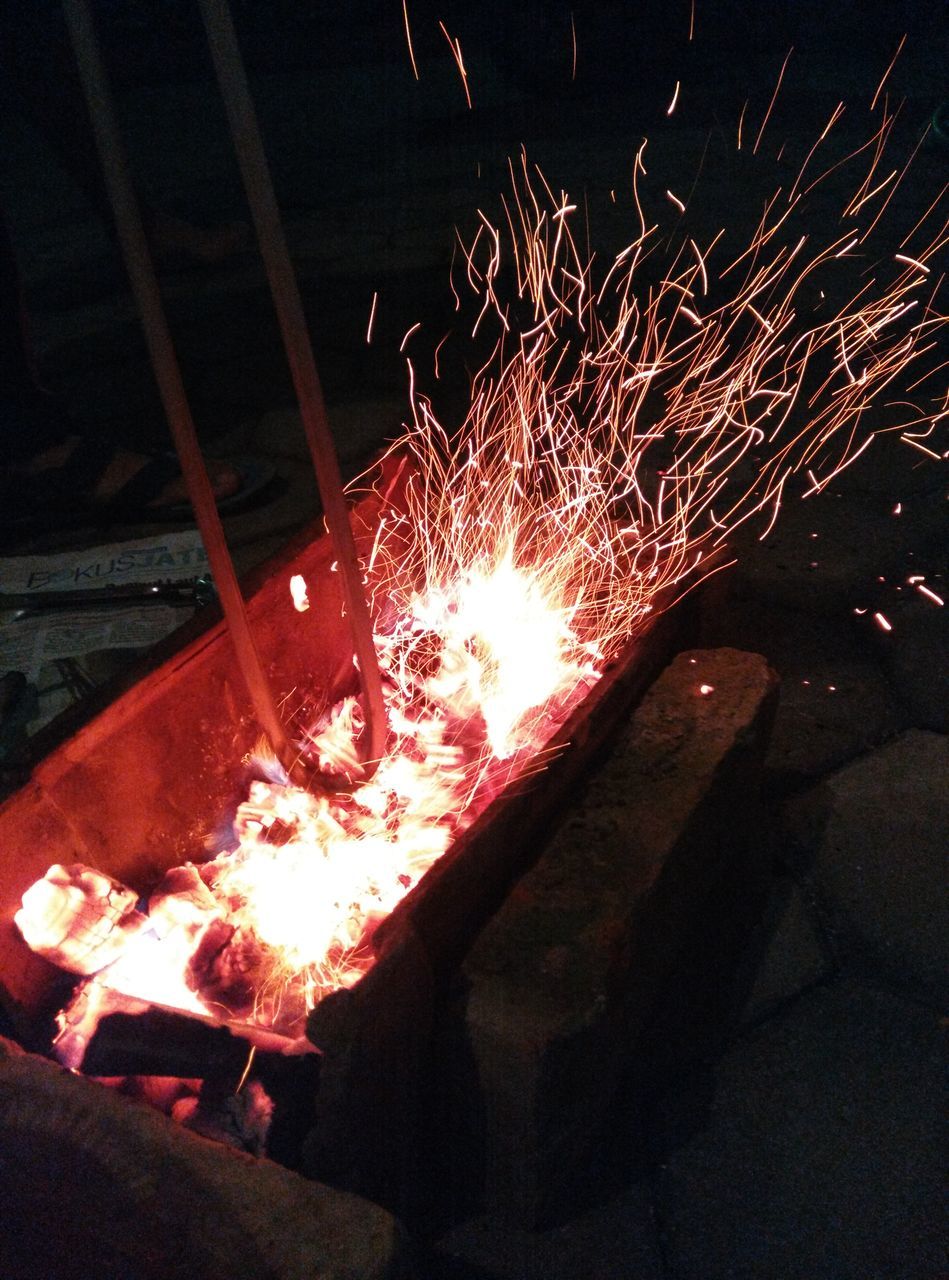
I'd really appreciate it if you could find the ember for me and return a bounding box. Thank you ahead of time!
[15,57,946,1068]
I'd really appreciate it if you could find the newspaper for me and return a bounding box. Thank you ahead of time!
[0,529,208,596]
[0,603,195,682]
[0,531,207,701]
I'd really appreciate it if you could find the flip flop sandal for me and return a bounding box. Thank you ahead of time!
[98,453,278,523]
[1,443,276,536]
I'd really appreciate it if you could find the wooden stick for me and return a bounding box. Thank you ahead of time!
[197,0,387,778]
[61,0,293,769]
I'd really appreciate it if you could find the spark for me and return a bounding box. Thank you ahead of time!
[366,290,379,344]
[699,683,714,696]
[666,190,686,214]
[667,81,680,116]
[570,10,577,81]
[737,100,748,151]
[871,34,905,113]
[874,611,893,631]
[433,331,449,378]
[439,21,472,110]
[894,253,929,275]
[901,435,942,461]
[235,1045,256,1093]
[400,321,421,352]
[754,47,793,155]
[917,584,944,606]
[402,0,419,80]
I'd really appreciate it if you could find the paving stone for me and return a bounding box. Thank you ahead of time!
[446,649,778,1227]
[654,981,944,1280]
[0,1035,411,1280]
[739,875,832,1028]
[783,730,949,1000]
[728,444,945,616]
[699,593,901,785]
[428,1181,663,1280]
[872,593,949,732]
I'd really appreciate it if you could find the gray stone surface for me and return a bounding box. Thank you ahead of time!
[430,1182,663,1280]
[874,594,949,733]
[727,436,945,618]
[739,876,832,1027]
[654,981,944,1280]
[783,730,949,1001]
[700,595,901,785]
[452,649,778,1226]
[0,1035,411,1280]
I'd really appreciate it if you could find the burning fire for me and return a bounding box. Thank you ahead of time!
[16,63,947,1059]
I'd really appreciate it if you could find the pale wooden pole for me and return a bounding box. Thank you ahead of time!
[62,0,294,771]
[197,0,387,777]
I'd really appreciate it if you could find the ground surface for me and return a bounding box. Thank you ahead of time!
[0,3,945,1277]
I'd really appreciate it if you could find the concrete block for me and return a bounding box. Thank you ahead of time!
[783,729,949,1000]
[873,594,949,732]
[727,437,944,617]
[739,875,832,1027]
[655,982,944,1280]
[699,593,901,786]
[446,648,778,1226]
[0,1035,411,1280]
[432,1181,664,1280]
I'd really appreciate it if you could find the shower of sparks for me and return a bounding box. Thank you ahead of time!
[18,69,948,1050]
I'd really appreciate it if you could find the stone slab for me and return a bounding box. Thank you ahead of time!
[783,730,949,1001]
[739,875,832,1028]
[0,1035,410,1280]
[654,981,944,1280]
[872,593,949,733]
[430,1180,663,1280]
[699,593,901,786]
[446,648,778,1226]
[726,442,945,617]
